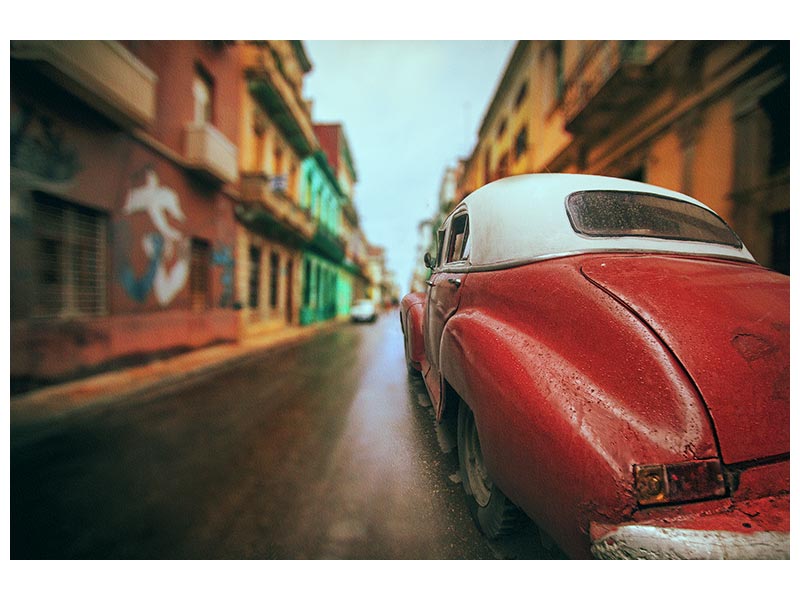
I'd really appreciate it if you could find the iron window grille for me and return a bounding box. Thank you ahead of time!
[32,194,107,318]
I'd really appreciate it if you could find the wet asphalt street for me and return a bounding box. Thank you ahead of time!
[11,313,559,559]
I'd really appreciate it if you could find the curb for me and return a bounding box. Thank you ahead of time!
[10,319,343,429]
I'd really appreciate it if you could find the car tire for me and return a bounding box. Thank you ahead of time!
[457,399,523,538]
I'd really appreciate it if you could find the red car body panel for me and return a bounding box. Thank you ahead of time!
[400,293,426,369]
[401,253,790,559]
[581,255,790,465]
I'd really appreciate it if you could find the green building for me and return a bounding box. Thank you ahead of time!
[299,150,348,324]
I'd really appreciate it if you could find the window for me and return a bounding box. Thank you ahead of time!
[624,167,645,183]
[274,146,284,178]
[248,245,261,309]
[554,41,565,100]
[497,152,509,179]
[770,210,789,275]
[435,228,447,267]
[193,67,214,125]
[270,251,280,308]
[515,81,528,109]
[514,127,528,160]
[315,263,323,308]
[497,119,507,139]
[761,80,789,175]
[32,194,107,318]
[289,162,298,199]
[190,239,210,311]
[254,130,266,172]
[445,213,470,264]
[566,191,743,248]
[286,258,294,322]
[303,258,312,306]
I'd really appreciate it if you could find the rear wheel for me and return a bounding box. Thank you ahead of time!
[457,399,523,538]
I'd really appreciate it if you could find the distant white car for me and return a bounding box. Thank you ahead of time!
[350,299,377,323]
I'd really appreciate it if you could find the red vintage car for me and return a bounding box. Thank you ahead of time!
[400,174,789,559]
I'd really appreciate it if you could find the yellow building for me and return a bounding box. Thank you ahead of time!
[458,41,789,273]
[235,41,319,335]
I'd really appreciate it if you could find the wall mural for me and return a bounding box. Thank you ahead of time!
[119,168,190,306]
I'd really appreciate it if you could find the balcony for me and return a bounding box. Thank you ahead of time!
[308,226,346,265]
[562,41,671,135]
[239,172,315,244]
[10,40,157,130]
[184,122,238,184]
[242,43,317,158]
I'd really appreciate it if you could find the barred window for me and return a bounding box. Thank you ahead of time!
[190,238,210,312]
[32,194,107,318]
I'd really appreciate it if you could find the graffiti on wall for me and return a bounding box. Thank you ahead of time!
[119,168,190,306]
[10,102,81,186]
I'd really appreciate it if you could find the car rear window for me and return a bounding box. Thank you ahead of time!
[566,191,742,248]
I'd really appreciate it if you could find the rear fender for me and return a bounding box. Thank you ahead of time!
[400,292,426,370]
[438,260,719,558]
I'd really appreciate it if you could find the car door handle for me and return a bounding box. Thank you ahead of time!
[447,278,462,288]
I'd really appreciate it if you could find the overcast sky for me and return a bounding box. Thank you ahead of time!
[303,40,516,295]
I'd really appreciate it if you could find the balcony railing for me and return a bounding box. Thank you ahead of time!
[11,40,157,130]
[184,122,238,184]
[308,225,346,264]
[240,172,315,240]
[562,41,671,134]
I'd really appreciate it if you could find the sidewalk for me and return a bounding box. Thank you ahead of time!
[10,320,342,428]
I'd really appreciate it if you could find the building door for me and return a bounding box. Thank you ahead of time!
[286,258,294,323]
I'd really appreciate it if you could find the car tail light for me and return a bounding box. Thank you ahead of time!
[634,459,727,506]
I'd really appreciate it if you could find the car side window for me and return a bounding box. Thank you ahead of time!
[435,227,447,268]
[445,213,469,264]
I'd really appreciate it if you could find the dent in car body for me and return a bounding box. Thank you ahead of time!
[580,254,790,465]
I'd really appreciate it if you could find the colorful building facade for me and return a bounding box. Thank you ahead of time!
[235,41,319,336]
[9,40,379,390]
[307,123,371,321]
[455,40,789,274]
[298,149,347,324]
[10,41,241,390]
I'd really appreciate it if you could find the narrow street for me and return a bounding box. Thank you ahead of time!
[11,314,558,559]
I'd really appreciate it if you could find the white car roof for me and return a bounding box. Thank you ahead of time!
[454,174,756,269]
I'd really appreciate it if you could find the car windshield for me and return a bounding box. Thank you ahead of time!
[566,191,742,248]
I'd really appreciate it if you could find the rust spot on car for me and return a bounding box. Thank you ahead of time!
[731,331,777,363]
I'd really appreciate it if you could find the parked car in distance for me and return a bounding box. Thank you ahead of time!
[400,174,789,559]
[350,299,377,323]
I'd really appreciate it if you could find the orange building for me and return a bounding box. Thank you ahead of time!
[234,41,318,336]
[457,41,789,273]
